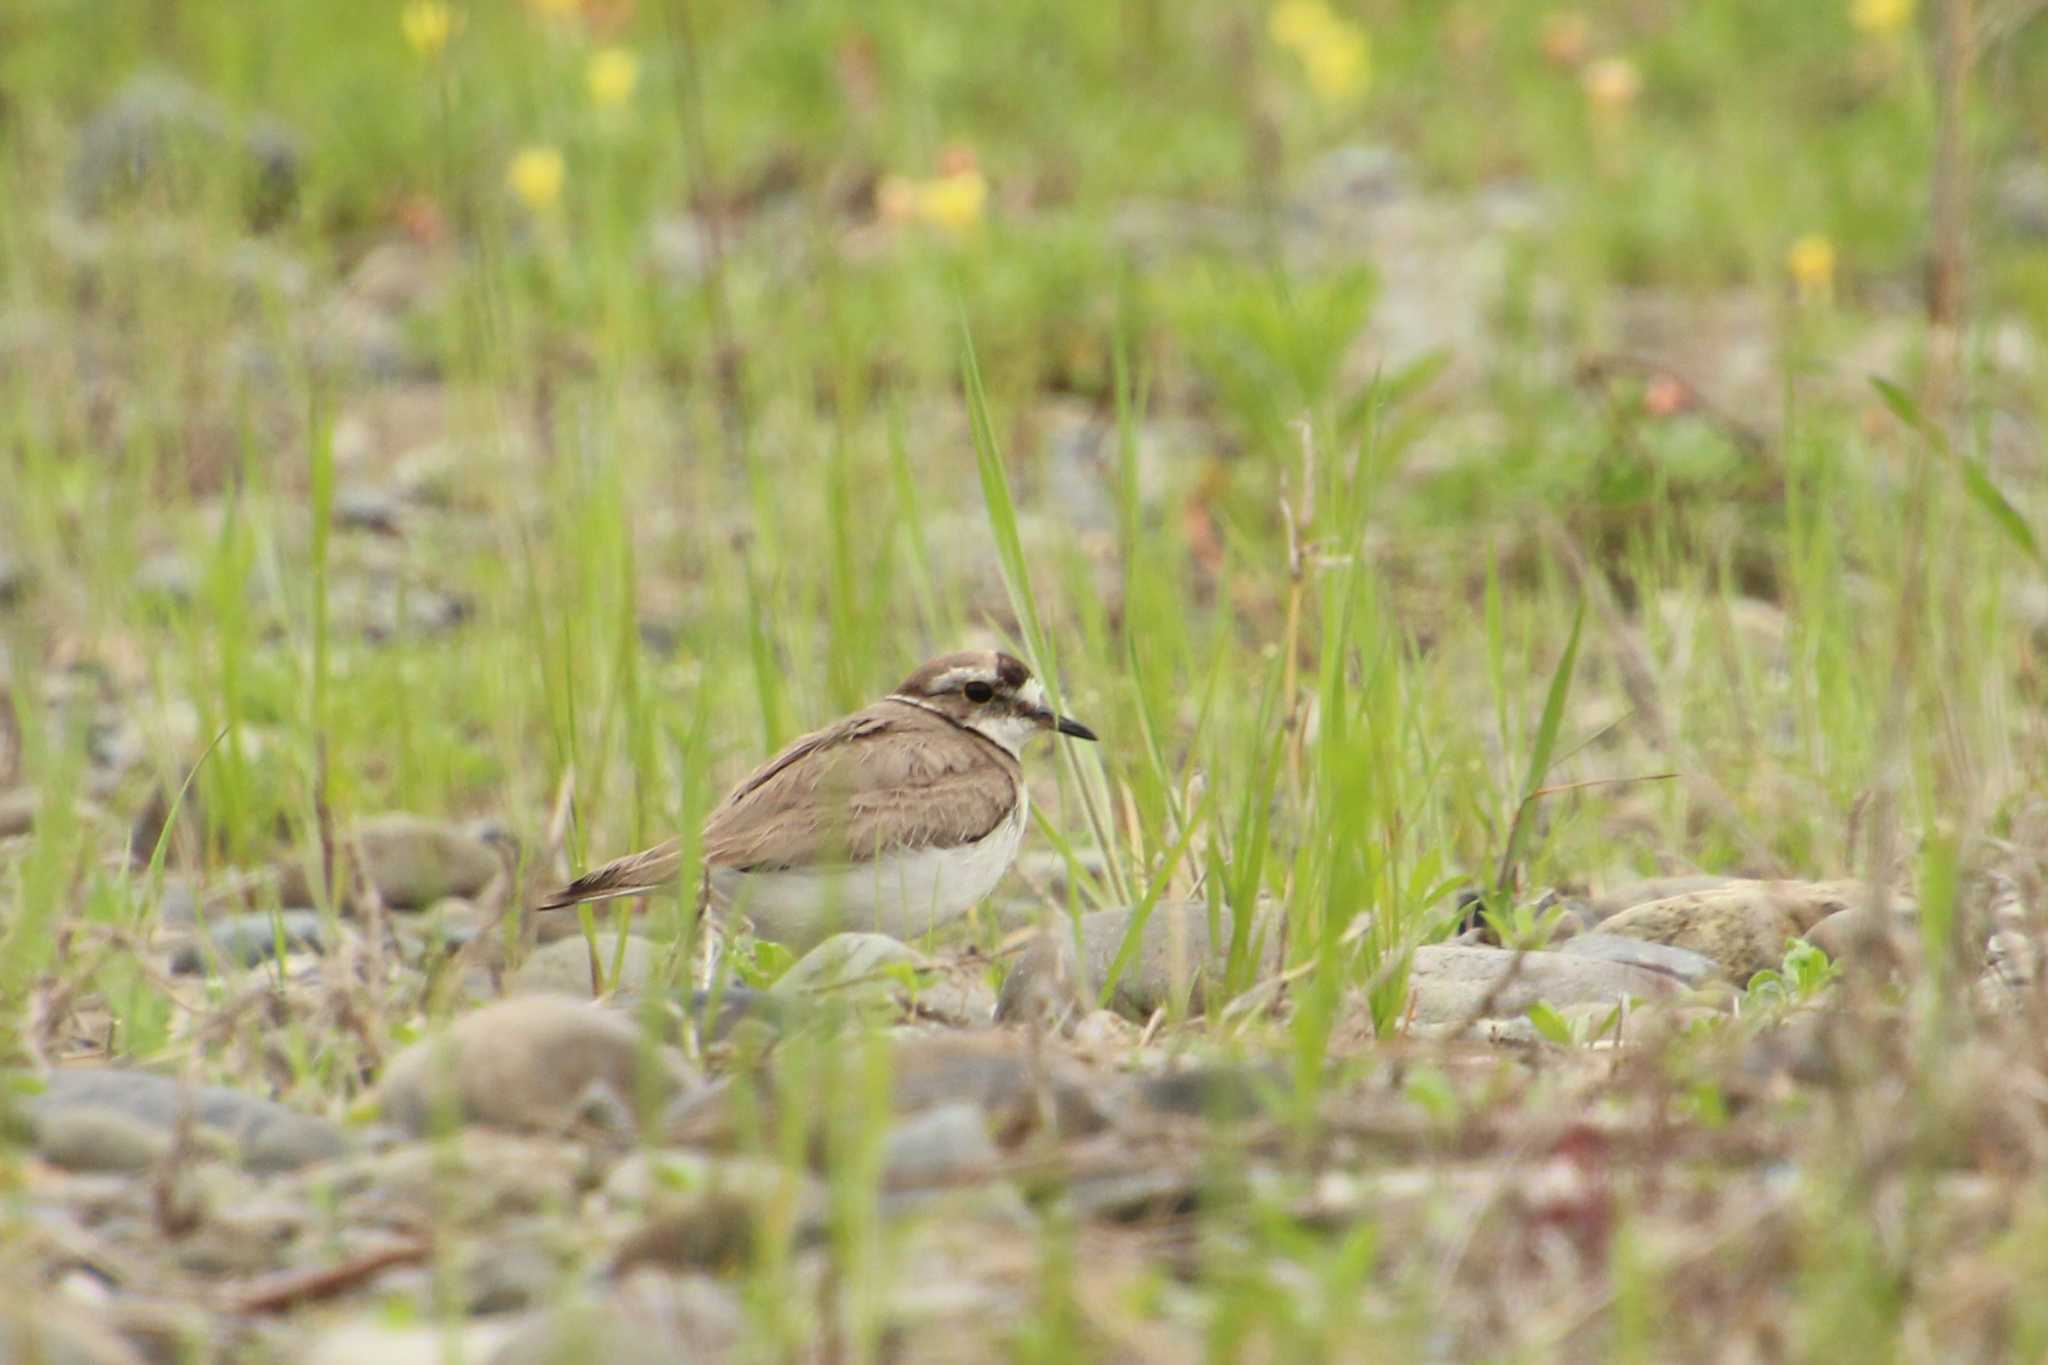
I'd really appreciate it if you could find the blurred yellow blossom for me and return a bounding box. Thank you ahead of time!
[919,167,987,233]
[1270,0,1372,105]
[507,146,566,211]
[1581,56,1641,111]
[1850,0,1915,35]
[1786,234,1836,304]
[587,47,639,107]
[401,1,462,59]
[878,152,988,235]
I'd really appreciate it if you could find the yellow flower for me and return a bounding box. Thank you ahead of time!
[917,168,987,233]
[587,47,639,108]
[401,0,462,59]
[507,145,566,212]
[1581,56,1641,112]
[1786,234,1836,305]
[1270,0,1371,105]
[1850,0,1915,35]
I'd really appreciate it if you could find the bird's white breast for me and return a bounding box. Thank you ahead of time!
[708,786,1028,950]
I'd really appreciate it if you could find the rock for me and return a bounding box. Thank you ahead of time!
[509,934,668,999]
[169,910,325,974]
[773,932,924,1003]
[1445,999,1711,1047]
[333,487,405,536]
[305,1320,516,1365]
[882,1103,1000,1189]
[487,1275,743,1365]
[1555,932,1726,987]
[31,1107,172,1172]
[1124,1063,1286,1122]
[278,812,504,911]
[301,1130,590,1226]
[758,933,995,1025]
[609,1190,770,1275]
[1598,880,1881,982]
[0,1306,150,1365]
[0,788,34,839]
[20,1068,347,1174]
[1402,945,1682,1029]
[67,74,300,227]
[377,996,689,1137]
[1804,904,1917,966]
[1587,876,1735,922]
[996,901,1283,1023]
[665,1032,1108,1150]
[454,1226,568,1314]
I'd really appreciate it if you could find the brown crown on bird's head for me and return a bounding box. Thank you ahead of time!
[889,650,1097,752]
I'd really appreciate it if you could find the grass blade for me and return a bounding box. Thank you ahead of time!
[1493,596,1585,897]
[1871,374,2041,565]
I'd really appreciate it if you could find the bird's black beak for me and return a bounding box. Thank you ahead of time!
[1053,713,1097,741]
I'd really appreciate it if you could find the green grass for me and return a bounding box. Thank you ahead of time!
[3,0,2047,1356]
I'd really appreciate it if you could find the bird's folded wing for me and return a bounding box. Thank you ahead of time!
[703,703,1019,872]
[535,838,684,910]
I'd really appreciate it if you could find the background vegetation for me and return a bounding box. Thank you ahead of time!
[3,0,2048,1357]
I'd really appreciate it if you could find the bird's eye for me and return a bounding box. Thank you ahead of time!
[964,680,994,703]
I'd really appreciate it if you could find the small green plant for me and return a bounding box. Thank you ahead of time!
[1482,895,1574,950]
[729,938,797,990]
[1526,999,1623,1046]
[1744,938,1840,1006]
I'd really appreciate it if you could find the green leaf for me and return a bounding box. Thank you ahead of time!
[1526,1000,1574,1046]
[1956,457,2042,565]
[1871,375,2041,565]
[1491,597,1585,900]
[1524,598,1586,804]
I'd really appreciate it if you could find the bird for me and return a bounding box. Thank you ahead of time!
[537,650,1097,949]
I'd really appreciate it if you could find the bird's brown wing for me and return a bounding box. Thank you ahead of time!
[702,699,1019,873]
[534,838,685,911]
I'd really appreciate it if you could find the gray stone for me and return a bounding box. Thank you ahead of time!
[377,996,688,1137]
[1599,880,1881,982]
[0,1308,150,1365]
[1124,1063,1286,1122]
[665,1032,1108,1150]
[1804,904,1917,967]
[996,901,1283,1023]
[1555,932,1726,986]
[278,812,504,911]
[1587,876,1735,922]
[170,910,325,974]
[509,934,667,999]
[301,1130,588,1226]
[774,932,924,1003]
[67,74,300,227]
[882,1103,999,1189]
[21,1068,346,1173]
[31,1106,172,1172]
[488,1275,742,1365]
[305,1321,515,1365]
[1403,944,1682,1027]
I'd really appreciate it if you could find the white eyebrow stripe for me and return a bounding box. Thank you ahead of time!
[929,666,994,692]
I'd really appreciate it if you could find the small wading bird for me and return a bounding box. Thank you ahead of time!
[538,651,1097,949]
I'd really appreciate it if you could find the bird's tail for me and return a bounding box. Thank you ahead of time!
[535,837,685,911]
